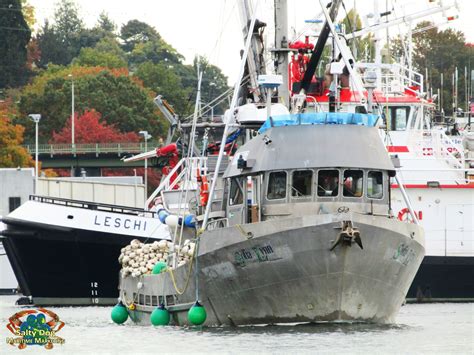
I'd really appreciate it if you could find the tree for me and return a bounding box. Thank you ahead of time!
[18,66,167,142]
[96,12,116,34]
[129,39,184,69]
[21,0,35,28]
[135,62,192,115]
[36,0,86,67]
[50,109,140,143]
[340,9,375,62]
[94,37,127,61]
[53,0,83,41]
[74,47,127,69]
[189,56,230,115]
[0,100,34,168]
[392,22,471,114]
[35,20,62,68]
[0,0,31,88]
[120,20,160,52]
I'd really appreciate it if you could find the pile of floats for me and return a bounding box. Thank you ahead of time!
[118,239,195,278]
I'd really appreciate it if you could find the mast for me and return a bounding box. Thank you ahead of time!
[299,0,343,95]
[373,0,382,88]
[238,0,267,104]
[273,0,290,107]
[201,4,259,231]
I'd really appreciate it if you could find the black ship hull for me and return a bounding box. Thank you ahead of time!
[407,255,474,302]
[2,220,148,306]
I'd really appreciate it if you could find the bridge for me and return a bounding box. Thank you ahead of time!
[23,142,160,173]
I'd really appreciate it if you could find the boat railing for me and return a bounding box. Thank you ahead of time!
[206,218,228,230]
[356,62,423,97]
[145,157,207,208]
[30,195,156,217]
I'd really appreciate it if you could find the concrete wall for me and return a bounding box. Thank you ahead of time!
[0,168,35,216]
[38,178,146,208]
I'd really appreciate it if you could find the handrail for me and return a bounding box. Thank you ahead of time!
[23,142,160,155]
[29,195,155,217]
[356,62,424,96]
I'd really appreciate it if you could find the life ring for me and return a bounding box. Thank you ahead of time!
[397,208,422,222]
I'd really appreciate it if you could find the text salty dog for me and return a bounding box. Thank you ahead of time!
[94,215,147,232]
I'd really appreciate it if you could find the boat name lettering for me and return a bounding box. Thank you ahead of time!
[234,244,279,267]
[392,243,416,266]
[94,215,147,231]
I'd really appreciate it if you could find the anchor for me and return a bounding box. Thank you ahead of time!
[330,220,363,251]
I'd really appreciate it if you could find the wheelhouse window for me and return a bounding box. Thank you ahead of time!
[343,170,363,197]
[388,106,410,131]
[267,171,287,200]
[367,171,384,199]
[317,170,339,197]
[229,178,243,205]
[292,170,312,197]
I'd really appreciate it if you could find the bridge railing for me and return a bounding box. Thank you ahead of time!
[23,142,160,156]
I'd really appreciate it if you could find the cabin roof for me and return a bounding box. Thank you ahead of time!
[224,124,395,178]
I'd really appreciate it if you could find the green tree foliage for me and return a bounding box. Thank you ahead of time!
[340,9,375,62]
[17,66,166,142]
[120,19,184,70]
[191,56,229,115]
[36,0,84,67]
[129,39,184,68]
[94,37,126,60]
[0,0,31,89]
[96,11,116,35]
[74,47,127,69]
[53,0,83,39]
[135,62,192,115]
[36,0,111,68]
[35,20,61,68]
[120,19,160,52]
[391,21,471,114]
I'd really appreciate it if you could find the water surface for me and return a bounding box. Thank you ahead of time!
[1,296,472,354]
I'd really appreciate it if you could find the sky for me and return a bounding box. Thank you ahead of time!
[28,0,474,84]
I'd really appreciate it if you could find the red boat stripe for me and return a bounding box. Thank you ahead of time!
[391,184,474,189]
[387,146,409,153]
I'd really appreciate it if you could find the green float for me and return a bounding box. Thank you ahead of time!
[187,301,207,326]
[152,261,168,274]
[150,304,170,326]
[111,302,129,324]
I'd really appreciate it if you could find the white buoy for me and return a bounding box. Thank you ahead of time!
[164,215,179,227]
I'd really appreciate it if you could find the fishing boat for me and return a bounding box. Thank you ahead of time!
[115,0,425,326]
[285,0,473,302]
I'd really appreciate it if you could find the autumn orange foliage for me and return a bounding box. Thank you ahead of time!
[50,109,140,144]
[0,100,34,168]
